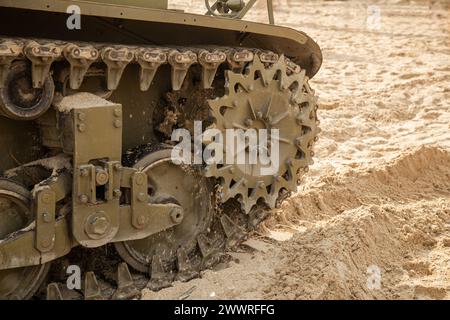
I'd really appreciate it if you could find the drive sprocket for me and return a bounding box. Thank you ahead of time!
[206,55,319,213]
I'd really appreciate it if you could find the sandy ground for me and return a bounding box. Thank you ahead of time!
[142,0,450,300]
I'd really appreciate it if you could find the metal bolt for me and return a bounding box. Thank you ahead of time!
[135,174,145,186]
[114,108,122,117]
[259,182,265,189]
[256,111,263,119]
[89,216,109,235]
[137,215,147,226]
[78,123,86,132]
[77,112,86,121]
[228,167,235,174]
[40,238,52,248]
[114,119,122,128]
[138,192,148,202]
[113,189,122,198]
[170,208,184,224]
[80,168,89,177]
[79,194,88,204]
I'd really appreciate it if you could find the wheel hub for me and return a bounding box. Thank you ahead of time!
[115,149,214,273]
[0,179,50,300]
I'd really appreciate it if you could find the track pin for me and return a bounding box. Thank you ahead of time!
[84,271,104,300]
[112,262,140,300]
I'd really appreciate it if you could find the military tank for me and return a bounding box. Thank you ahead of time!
[0,0,322,299]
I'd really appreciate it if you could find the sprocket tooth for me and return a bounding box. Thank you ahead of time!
[101,47,134,90]
[84,272,105,300]
[197,234,222,268]
[24,41,61,88]
[0,41,22,88]
[168,50,197,91]
[220,214,245,248]
[46,283,63,300]
[135,48,167,91]
[198,49,226,89]
[147,255,174,291]
[175,247,200,282]
[112,262,140,300]
[63,44,99,89]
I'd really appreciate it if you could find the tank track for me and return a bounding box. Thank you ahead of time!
[0,37,319,300]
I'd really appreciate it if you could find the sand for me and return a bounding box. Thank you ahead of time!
[141,0,450,300]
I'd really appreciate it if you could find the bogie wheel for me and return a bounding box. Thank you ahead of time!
[0,179,51,300]
[114,149,215,274]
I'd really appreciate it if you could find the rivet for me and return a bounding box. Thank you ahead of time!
[40,238,51,248]
[244,119,253,127]
[78,123,86,132]
[137,215,146,226]
[229,167,235,174]
[138,192,148,202]
[114,119,122,128]
[77,112,86,121]
[80,168,89,177]
[259,182,265,189]
[79,194,88,204]
[135,174,145,186]
[113,189,122,198]
[114,108,122,117]
[256,111,263,119]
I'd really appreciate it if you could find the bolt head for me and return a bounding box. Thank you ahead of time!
[77,112,86,121]
[138,192,148,202]
[79,194,88,204]
[113,189,122,198]
[114,119,122,128]
[137,215,147,226]
[80,168,89,177]
[135,174,145,186]
[114,108,122,117]
[90,216,109,235]
[78,123,86,132]
[40,238,52,248]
